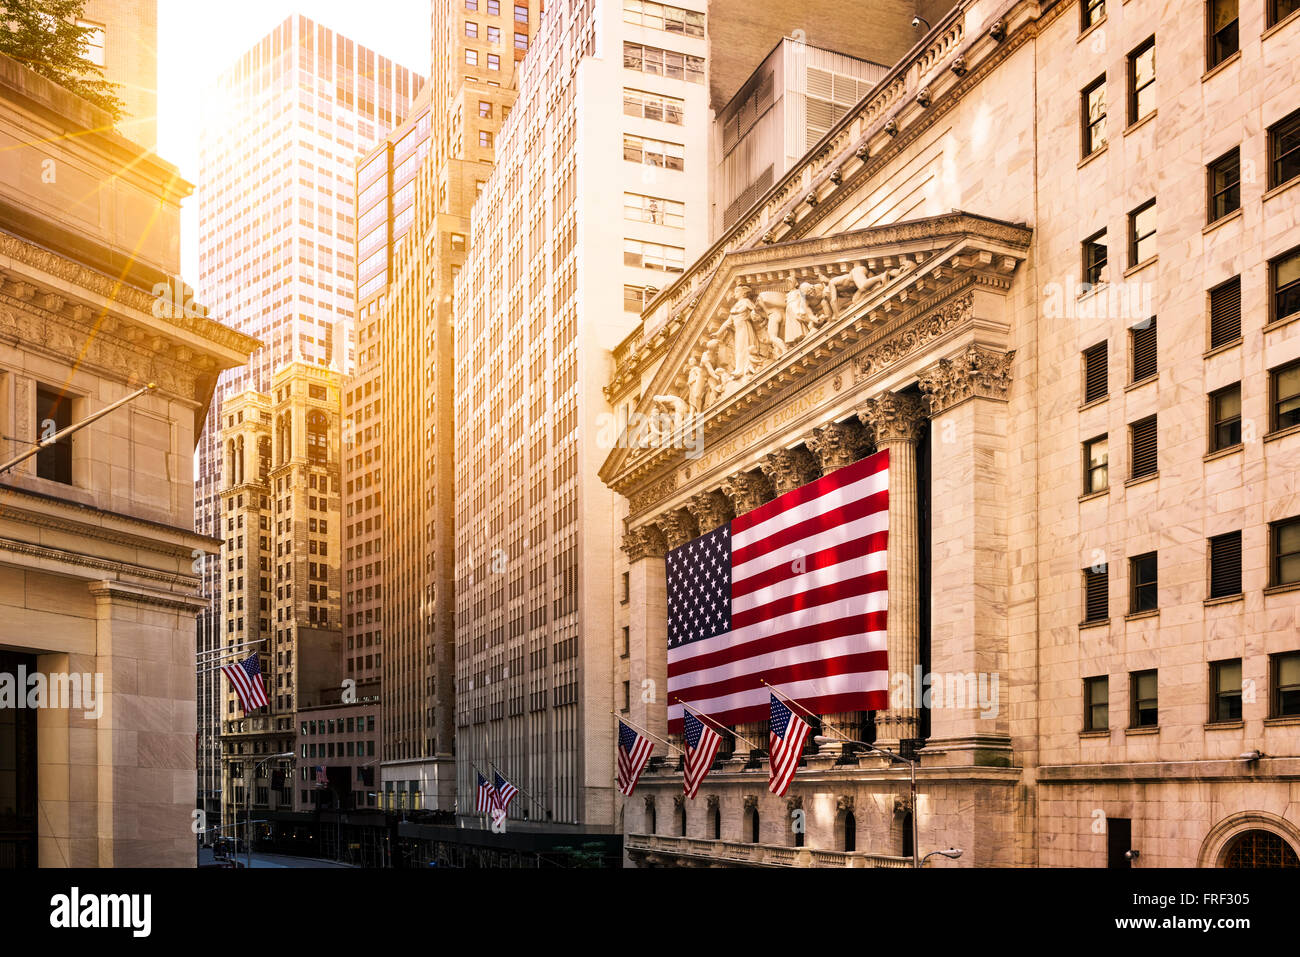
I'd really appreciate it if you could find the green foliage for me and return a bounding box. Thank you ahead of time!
[550,841,609,868]
[0,0,125,121]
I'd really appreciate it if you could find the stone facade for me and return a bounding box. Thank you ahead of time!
[601,0,1300,867]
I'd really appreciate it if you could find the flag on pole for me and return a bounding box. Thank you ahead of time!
[220,653,269,713]
[768,693,811,796]
[664,450,890,734]
[315,765,327,786]
[617,720,653,796]
[475,771,497,814]
[492,770,519,824]
[682,708,722,799]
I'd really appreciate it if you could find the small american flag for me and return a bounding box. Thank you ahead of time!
[665,450,889,733]
[617,720,653,796]
[221,653,269,713]
[768,694,811,797]
[492,771,518,824]
[475,771,496,813]
[315,765,327,786]
[682,709,722,799]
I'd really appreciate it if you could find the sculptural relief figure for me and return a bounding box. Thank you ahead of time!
[783,282,818,343]
[700,337,733,400]
[803,280,834,327]
[685,356,707,414]
[727,284,761,379]
[652,393,689,438]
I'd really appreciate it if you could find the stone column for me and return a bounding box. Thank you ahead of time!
[621,524,669,750]
[918,344,1016,767]
[719,468,776,761]
[806,419,873,752]
[858,392,927,751]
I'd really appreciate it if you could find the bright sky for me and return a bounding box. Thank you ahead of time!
[156,0,430,276]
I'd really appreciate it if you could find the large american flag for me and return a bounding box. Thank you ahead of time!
[768,694,811,796]
[220,653,269,713]
[617,720,653,796]
[475,771,496,813]
[492,771,519,824]
[666,450,890,733]
[682,709,722,799]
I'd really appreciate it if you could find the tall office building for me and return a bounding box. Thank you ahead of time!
[194,16,421,827]
[79,0,159,149]
[452,0,713,832]
[360,0,542,813]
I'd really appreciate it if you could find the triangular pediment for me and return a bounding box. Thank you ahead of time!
[599,211,1032,491]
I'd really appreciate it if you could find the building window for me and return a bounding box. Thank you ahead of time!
[624,191,685,226]
[1209,276,1242,348]
[515,32,528,50]
[1130,670,1158,728]
[623,284,647,313]
[1129,416,1157,478]
[487,0,500,13]
[1082,0,1104,29]
[621,571,630,603]
[1272,247,1300,323]
[76,20,106,67]
[1268,0,1300,27]
[1269,108,1300,190]
[1083,564,1108,623]
[1127,37,1155,125]
[1129,199,1157,267]
[621,681,630,712]
[1083,230,1108,285]
[1209,530,1243,599]
[1270,358,1300,432]
[623,133,684,170]
[1211,659,1243,723]
[1271,652,1300,717]
[487,53,500,70]
[1081,75,1107,156]
[478,100,492,118]
[1207,148,1241,223]
[466,21,479,37]
[624,238,685,272]
[466,49,479,65]
[624,0,706,38]
[479,130,493,147]
[1129,553,1158,613]
[1083,341,1108,404]
[1210,383,1242,451]
[1131,317,1157,383]
[1270,516,1300,586]
[1083,435,1108,494]
[487,25,501,43]
[515,3,528,21]
[623,42,705,84]
[34,385,72,484]
[622,626,630,657]
[466,0,478,9]
[1084,676,1109,731]
[623,87,686,125]
[1206,0,1239,70]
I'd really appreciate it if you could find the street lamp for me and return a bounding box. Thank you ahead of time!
[814,734,919,869]
[247,751,294,869]
[921,847,963,866]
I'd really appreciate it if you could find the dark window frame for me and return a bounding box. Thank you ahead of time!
[1208,275,1242,349]
[1131,316,1158,383]
[1129,198,1157,267]
[1084,675,1109,731]
[1082,0,1105,30]
[1127,37,1156,125]
[1129,552,1158,613]
[1268,107,1300,190]
[34,384,74,485]
[1083,341,1108,404]
[1081,74,1108,157]
[1272,246,1300,324]
[1207,147,1241,223]
[1269,515,1300,587]
[1270,357,1300,432]
[1208,530,1243,599]
[1083,434,1109,494]
[1083,564,1109,623]
[1083,229,1108,286]
[1210,382,1243,451]
[1130,669,1158,728]
[1270,651,1300,718]
[1268,0,1300,28]
[1210,658,1243,723]
[1205,0,1240,71]
[1129,415,1158,479]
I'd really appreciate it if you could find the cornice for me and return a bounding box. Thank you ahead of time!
[1,538,203,591]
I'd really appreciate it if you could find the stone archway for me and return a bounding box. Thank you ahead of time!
[1197,811,1300,868]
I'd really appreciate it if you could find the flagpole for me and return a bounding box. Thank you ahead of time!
[487,760,551,820]
[611,712,683,755]
[760,679,855,743]
[672,699,762,753]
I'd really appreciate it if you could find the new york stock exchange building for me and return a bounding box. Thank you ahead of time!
[599,0,1300,868]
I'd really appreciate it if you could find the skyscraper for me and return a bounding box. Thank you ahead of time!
[80,0,159,149]
[194,15,421,827]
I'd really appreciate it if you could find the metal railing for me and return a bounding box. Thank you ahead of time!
[625,834,910,868]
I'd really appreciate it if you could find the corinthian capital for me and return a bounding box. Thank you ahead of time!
[858,392,927,444]
[685,490,735,534]
[721,469,774,516]
[621,523,668,562]
[918,344,1016,416]
[759,446,821,496]
[807,419,871,474]
[660,509,700,550]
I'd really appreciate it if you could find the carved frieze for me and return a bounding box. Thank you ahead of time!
[621,524,668,562]
[859,392,927,445]
[918,343,1015,415]
[721,469,774,516]
[807,419,871,473]
[628,473,677,515]
[853,290,974,381]
[759,446,820,495]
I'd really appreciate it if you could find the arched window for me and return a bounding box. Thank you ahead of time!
[306,411,328,466]
[235,434,245,485]
[277,414,292,466]
[1223,830,1299,868]
[645,801,656,835]
[676,803,686,836]
[225,439,236,487]
[711,804,721,840]
[843,811,857,852]
[744,806,759,844]
[258,436,271,482]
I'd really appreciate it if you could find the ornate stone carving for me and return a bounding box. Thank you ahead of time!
[786,794,804,813]
[628,473,677,514]
[673,793,685,810]
[853,291,974,381]
[807,419,871,473]
[685,490,734,534]
[643,795,656,812]
[743,794,759,811]
[893,794,913,816]
[659,509,699,550]
[989,18,1006,41]
[721,469,774,516]
[918,344,1015,415]
[859,392,927,445]
[916,87,931,108]
[951,54,968,76]
[837,794,856,813]
[621,523,668,562]
[759,445,820,495]
[706,794,720,812]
